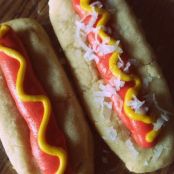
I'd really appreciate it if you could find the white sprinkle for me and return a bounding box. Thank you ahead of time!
[117,56,124,69]
[92,36,109,55]
[161,114,169,121]
[94,83,115,109]
[93,26,102,45]
[124,62,131,73]
[110,77,125,91]
[98,83,116,97]
[112,92,123,114]
[125,139,139,158]
[84,46,99,62]
[127,96,147,114]
[85,10,98,34]
[75,19,99,62]
[98,42,119,56]
[153,117,166,131]
[92,33,122,56]
[153,112,169,131]
[117,56,131,73]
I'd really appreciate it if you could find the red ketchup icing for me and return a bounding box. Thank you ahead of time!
[72,0,163,148]
[0,26,71,174]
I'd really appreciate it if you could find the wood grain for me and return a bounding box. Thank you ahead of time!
[0,0,174,174]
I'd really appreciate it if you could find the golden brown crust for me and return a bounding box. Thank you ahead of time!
[49,0,174,173]
[0,18,94,174]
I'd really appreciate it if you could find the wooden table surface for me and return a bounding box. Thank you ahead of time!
[1,0,174,174]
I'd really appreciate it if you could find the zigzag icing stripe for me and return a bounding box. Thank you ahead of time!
[0,25,66,174]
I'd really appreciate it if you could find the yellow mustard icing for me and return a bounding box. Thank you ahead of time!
[0,24,10,38]
[80,0,160,142]
[146,130,159,143]
[0,25,67,174]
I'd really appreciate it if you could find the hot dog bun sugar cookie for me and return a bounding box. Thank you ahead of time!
[0,18,94,174]
[49,0,174,173]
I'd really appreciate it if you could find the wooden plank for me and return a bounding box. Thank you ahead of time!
[0,0,174,173]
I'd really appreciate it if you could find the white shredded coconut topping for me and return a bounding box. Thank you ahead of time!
[125,139,139,158]
[161,114,169,121]
[97,41,120,56]
[153,116,166,131]
[124,62,131,73]
[94,83,115,109]
[93,26,102,45]
[75,10,100,62]
[110,77,125,91]
[153,112,169,131]
[117,56,131,73]
[84,46,99,62]
[113,92,123,114]
[98,83,116,97]
[94,79,125,110]
[75,7,123,64]
[117,56,124,69]
[92,31,122,57]
[127,96,148,114]
[94,40,123,56]
[85,10,98,34]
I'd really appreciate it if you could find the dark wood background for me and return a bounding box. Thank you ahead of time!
[1,0,174,173]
